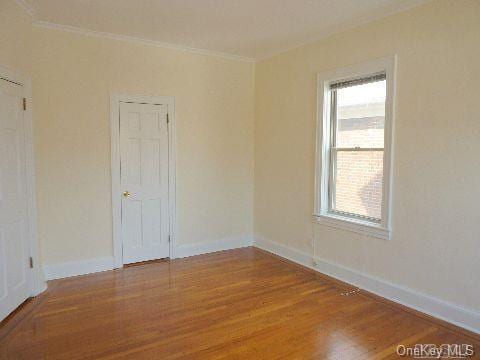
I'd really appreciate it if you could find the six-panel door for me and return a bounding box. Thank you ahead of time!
[119,102,170,264]
[0,79,31,322]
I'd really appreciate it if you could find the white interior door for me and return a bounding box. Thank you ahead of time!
[120,102,170,264]
[0,79,31,322]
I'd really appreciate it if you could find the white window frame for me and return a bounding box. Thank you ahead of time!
[314,56,397,240]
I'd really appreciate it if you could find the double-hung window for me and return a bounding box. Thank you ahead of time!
[315,57,396,239]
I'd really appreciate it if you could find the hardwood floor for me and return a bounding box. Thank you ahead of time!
[1,247,478,359]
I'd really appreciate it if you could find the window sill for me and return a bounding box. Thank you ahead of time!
[314,213,390,240]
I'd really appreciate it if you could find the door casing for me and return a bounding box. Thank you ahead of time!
[0,64,45,299]
[110,93,176,268]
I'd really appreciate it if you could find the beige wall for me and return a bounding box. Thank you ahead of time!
[254,0,480,311]
[0,0,32,74]
[31,27,255,265]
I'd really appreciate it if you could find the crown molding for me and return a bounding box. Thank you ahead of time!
[14,0,36,17]
[33,21,255,63]
[21,0,432,62]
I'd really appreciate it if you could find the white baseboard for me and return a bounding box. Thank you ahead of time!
[44,257,115,280]
[174,235,253,259]
[43,236,254,280]
[254,235,480,334]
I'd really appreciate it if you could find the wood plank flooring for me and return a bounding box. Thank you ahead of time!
[1,247,478,359]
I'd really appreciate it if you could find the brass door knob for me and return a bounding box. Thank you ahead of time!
[123,191,130,197]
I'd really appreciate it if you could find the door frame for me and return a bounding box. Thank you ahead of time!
[0,65,46,296]
[110,93,176,268]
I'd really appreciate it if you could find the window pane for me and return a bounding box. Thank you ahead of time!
[332,150,383,220]
[336,80,386,148]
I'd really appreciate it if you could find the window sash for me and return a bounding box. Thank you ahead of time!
[327,149,384,223]
[330,86,385,150]
[327,87,384,223]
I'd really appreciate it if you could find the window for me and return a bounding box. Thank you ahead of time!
[315,57,396,239]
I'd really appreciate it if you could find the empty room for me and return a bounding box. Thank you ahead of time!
[0,0,479,358]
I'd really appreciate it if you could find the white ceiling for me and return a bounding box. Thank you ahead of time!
[26,0,430,60]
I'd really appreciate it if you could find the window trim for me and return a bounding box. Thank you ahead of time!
[314,56,397,240]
